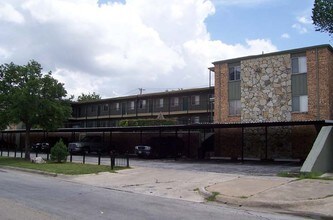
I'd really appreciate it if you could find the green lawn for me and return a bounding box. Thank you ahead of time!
[0,157,123,175]
[277,171,333,180]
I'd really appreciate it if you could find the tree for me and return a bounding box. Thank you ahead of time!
[50,139,68,163]
[77,92,101,102]
[312,0,333,37]
[0,60,72,160]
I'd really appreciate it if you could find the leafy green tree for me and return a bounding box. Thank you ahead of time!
[0,60,72,160]
[50,139,68,163]
[77,92,101,102]
[312,0,333,37]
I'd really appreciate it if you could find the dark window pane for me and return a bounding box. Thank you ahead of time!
[291,58,299,74]
[235,66,241,80]
[229,67,235,81]
[229,100,241,115]
[292,96,300,112]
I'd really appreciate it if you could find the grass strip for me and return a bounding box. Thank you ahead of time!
[0,157,123,175]
[206,191,220,202]
[277,171,333,180]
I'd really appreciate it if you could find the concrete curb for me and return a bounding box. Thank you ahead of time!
[0,165,58,177]
[199,186,333,218]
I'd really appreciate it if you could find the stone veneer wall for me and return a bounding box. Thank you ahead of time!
[241,54,292,122]
[240,54,293,159]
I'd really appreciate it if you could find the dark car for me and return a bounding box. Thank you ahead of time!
[134,145,152,158]
[68,136,107,154]
[135,137,184,158]
[31,143,50,153]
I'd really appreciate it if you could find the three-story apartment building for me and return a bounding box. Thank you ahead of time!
[212,44,333,160]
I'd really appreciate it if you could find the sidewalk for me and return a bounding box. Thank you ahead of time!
[63,166,333,218]
[202,175,333,218]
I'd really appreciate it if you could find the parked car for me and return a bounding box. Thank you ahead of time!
[135,136,184,158]
[134,145,152,158]
[31,143,50,153]
[68,136,107,154]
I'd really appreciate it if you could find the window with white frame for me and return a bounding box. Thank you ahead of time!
[171,97,179,107]
[229,100,241,115]
[229,65,241,81]
[159,98,164,108]
[130,101,135,110]
[191,95,200,105]
[292,56,307,74]
[139,100,146,109]
[291,54,308,112]
[292,95,308,112]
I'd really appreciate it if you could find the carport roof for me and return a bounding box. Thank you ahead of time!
[2,120,333,133]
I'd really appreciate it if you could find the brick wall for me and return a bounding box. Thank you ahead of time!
[213,45,333,160]
[292,47,333,121]
[214,63,241,123]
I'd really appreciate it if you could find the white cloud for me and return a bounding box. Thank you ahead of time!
[0,47,11,59]
[0,2,25,24]
[292,11,313,35]
[212,0,276,7]
[281,33,290,39]
[0,0,279,98]
[292,23,308,34]
[297,16,312,24]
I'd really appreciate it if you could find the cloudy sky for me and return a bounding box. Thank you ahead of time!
[0,0,330,99]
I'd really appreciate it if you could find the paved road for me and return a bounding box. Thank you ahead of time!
[0,169,304,220]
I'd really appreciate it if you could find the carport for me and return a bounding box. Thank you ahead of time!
[1,120,332,161]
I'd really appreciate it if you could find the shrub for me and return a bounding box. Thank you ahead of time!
[50,139,68,163]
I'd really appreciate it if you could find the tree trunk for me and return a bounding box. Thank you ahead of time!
[24,126,31,160]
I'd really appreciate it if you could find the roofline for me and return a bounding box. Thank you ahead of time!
[212,44,333,65]
[2,120,332,133]
[72,86,214,105]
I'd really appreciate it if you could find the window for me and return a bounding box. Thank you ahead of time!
[193,116,200,124]
[229,65,241,81]
[115,103,120,111]
[139,100,146,109]
[90,105,96,112]
[191,95,200,105]
[103,104,109,111]
[292,56,307,74]
[292,55,308,112]
[229,100,241,115]
[171,97,179,107]
[292,95,308,112]
[159,98,164,108]
[130,101,135,110]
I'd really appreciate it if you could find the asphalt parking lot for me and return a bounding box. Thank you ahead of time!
[69,155,301,176]
[4,151,302,176]
[128,158,302,176]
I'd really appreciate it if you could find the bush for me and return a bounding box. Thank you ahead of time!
[50,139,68,163]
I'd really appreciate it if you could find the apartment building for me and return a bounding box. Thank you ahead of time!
[68,87,214,128]
[212,44,333,160]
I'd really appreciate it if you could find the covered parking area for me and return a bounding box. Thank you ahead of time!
[1,120,332,162]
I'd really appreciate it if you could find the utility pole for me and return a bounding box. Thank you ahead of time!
[138,88,145,95]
